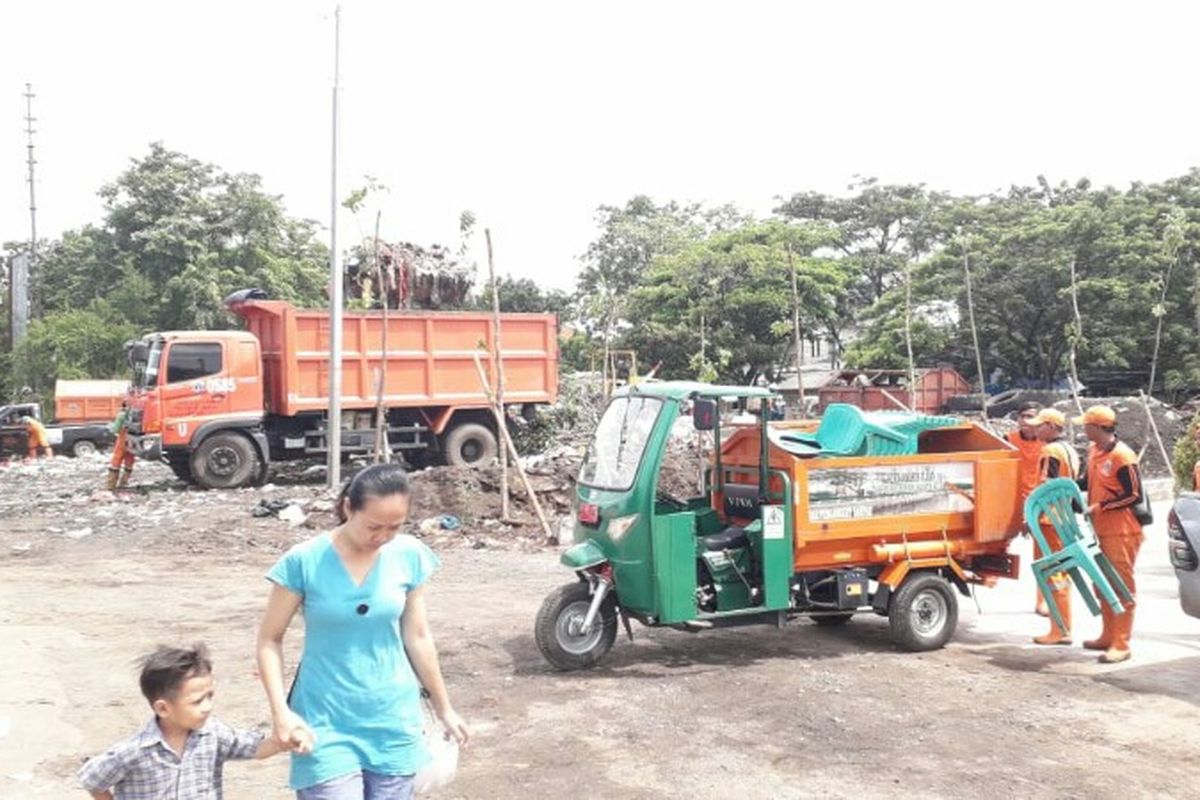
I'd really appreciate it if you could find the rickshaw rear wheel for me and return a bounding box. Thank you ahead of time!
[888,571,958,651]
[536,581,618,671]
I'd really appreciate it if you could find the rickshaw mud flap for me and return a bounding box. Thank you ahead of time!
[878,558,971,597]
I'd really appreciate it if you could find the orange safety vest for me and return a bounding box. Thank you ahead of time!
[1084,439,1142,539]
[1039,439,1079,481]
[1007,430,1044,503]
[26,419,49,449]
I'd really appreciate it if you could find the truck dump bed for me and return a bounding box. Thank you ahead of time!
[231,300,558,416]
[54,380,128,423]
[721,409,1022,575]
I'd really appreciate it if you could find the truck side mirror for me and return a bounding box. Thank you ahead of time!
[125,341,149,367]
[693,399,718,431]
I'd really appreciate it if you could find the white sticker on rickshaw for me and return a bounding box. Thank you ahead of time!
[762,505,785,539]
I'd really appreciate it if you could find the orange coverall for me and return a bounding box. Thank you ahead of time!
[1009,429,1048,609]
[25,418,52,459]
[1082,439,1144,653]
[1035,439,1079,641]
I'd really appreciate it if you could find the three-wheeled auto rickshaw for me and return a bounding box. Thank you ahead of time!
[535,382,1025,670]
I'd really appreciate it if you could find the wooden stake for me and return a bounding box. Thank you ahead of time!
[485,229,510,521]
[473,353,555,541]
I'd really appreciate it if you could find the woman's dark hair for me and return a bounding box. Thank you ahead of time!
[1016,401,1042,415]
[337,463,411,522]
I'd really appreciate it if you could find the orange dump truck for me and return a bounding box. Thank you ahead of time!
[125,290,558,488]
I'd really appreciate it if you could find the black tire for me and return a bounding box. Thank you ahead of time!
[442,422,498,468]
[166,454,193,483]
[811,612,854,626]
[535,581,618,671]
[190,432,261,490]
[71,439,98,458]
[888,572,958,651]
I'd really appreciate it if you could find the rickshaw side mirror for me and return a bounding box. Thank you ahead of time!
[693,399,718,431]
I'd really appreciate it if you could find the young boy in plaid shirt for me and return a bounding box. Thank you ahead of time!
[79,644,309,799]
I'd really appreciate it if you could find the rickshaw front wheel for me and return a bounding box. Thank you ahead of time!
[536,581,618,671]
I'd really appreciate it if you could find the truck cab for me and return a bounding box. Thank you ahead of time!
[126,331,268,485]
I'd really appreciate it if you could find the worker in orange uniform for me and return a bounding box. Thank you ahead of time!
[23,416,54,460]
[1029,408,1079,645]
[1006,402,1049,616]
[107,404,135,491]
[1074,405,1144,664]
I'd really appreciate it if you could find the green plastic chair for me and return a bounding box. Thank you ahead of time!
[1022,478,1133,635]
[781,404,961,458]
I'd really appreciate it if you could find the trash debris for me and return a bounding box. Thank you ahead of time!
[277,504,308,527]
[438,514,461,531]
[0,717,10,740]
[64,527,94,540]
[252,499,292,518]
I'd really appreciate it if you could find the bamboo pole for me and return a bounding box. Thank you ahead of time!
[372,211,390,463]
[1066,257,1086,417]
[787,246,808,418]
[485,229,510,521]
[961,237,987,416]
[1138,390,1176,483]
[473,353,555,541]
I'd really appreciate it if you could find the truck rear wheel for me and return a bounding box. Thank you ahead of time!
[71,439,98,457]
[888,572,958,651]
[190,432,261,490]
[442,422,498,468]
[166,453,194,483]
[535,581,618,671]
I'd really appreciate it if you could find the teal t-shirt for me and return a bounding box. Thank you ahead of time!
[267,532,439,790]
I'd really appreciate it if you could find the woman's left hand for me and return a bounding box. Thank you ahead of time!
[437,707,470,747]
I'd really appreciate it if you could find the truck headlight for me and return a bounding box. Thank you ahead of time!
[607,514,640,543]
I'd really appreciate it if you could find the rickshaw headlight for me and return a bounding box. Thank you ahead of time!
[607,514,640,543]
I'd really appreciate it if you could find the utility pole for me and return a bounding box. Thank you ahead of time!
[24,83,37,261]
[327,6,344,489]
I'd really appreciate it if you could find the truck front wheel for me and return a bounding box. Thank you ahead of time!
[888,572,958,652]
[190,432,261,490]
[442,422,498,468]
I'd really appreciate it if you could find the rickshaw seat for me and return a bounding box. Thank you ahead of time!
[703,527,750,551]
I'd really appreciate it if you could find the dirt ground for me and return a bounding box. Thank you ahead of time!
[2,459,1200,799]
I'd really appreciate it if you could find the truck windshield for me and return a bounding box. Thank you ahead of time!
[139,340,163,389]
[579,395,663,491]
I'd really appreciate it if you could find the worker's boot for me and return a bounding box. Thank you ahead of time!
[1099,605,1135,663]
[117,467,131,489]
[1033,583,1072,645]
[106,469,119,491]
[1084,603,1114,651]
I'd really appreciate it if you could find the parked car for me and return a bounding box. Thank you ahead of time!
[1167,493,1200,618]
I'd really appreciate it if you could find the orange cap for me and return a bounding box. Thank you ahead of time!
[1073,405,1116,427]
[1031,408,1066,428]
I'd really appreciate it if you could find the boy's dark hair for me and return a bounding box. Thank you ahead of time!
[1016,401,1042,415]
[337,463,411,523]
[138,644,212,705]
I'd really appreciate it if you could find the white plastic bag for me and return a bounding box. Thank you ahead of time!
[412,698,459,795]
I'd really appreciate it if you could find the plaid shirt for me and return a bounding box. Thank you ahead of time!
[79,717,264,799]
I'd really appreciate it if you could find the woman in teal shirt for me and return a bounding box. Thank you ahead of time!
[257,464,470,799]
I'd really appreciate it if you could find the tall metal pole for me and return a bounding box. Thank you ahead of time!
[327,7,344,489]
[24,84,38,261]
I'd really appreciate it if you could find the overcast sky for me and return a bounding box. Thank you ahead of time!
[2,1,1197,290]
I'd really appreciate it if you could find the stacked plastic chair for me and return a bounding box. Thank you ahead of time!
[777,403,959,457]
[1021,478,1133,635]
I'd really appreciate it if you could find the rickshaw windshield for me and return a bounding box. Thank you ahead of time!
[579,395,663,491]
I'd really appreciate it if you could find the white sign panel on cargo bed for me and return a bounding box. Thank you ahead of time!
[806,462,974,522]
